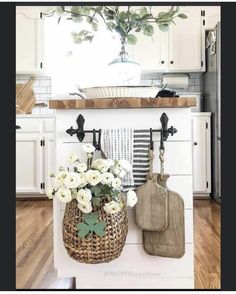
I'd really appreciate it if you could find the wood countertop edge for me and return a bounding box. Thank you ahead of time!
[49,97,196,109]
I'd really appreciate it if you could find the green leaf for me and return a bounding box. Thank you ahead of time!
[72,15,83,23]
[91,185,102,197]
[71,6,82,15]
[158,24,169,32]
[127,34,137,45]
[143,24,154,36]
[56,6,64,16]
[178,13,188,19]
[92,197,101,207]
[76,223,90,237]
[139,7,148,17]
[93,221,106,237]
[91,22,98,31]
[100,184,111,194]
[84,212,98,225]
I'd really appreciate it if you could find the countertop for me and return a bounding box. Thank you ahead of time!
[49,97,196,109]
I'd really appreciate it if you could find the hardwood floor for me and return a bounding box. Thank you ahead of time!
[16,200,73,289]
[16,199,220,289]
[194,199,221,289]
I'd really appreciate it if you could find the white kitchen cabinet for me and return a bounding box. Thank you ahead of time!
[16,136,43,193]
[204,6,221,29]
[168,7,203,72]
[16,8,44,74]
[128,6,204,72]
[16,116,55,197]
[44,138,55,191]
[191,113,211,197]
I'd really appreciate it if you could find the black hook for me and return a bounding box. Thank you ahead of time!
[150,128,154,150]
[66,114,85,142]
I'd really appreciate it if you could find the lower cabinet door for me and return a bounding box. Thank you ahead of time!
[44,138,55,191]
[192,116,208,193]
[16,136,43,194]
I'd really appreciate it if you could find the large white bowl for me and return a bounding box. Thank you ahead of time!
[80,86,160,99]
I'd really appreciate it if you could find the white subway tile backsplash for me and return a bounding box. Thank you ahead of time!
[140,72,202,93]
[39,79,51,87]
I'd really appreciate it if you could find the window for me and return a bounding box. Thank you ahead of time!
[44,16,121,97]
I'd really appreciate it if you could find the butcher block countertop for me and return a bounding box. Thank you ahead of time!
[49,97,196,109]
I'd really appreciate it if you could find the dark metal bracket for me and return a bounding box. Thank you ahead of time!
[66,112,177,152]
[149,112,177,151]
[66,114,101,150]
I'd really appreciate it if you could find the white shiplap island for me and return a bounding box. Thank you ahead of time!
[49,97,195,289]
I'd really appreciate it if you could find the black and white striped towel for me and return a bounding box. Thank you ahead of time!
[123,129,151,191]
[101,128,134,187]
[133,129,151,186]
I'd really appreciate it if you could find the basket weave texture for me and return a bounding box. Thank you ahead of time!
[63,198,128,264]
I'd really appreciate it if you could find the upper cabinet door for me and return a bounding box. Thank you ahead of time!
[168,7,203,72]
[204,6,221,29]
[127,29,168,72]
[16,9,43,74]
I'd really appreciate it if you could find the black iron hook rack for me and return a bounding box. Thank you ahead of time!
[66,114,102,150]
[149,112,177,151]
[66,112,177,151]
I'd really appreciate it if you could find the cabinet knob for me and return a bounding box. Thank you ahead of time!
[170,61,174,64]
[161,60,165,64]
[194,142,198,145]
[16,125,21,129]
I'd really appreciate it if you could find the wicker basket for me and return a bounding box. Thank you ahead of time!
[63,198,128,264]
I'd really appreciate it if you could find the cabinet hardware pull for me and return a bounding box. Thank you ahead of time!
[170,61,174,64]
[161,60,165,64]
[194,142,198,145]
[16,125,21,129]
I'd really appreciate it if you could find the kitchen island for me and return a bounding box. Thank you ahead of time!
[49,97,196,289]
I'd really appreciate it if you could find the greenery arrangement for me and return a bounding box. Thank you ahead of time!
[55,6,187,45]
[47,143,137,237]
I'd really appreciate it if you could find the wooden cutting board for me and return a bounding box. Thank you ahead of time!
[143,173,185,258]
[16,78,35,114]
[135,150,169,231]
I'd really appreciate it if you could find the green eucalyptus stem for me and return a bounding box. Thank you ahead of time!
[63,9,99,23]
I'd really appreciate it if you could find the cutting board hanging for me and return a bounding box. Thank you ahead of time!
[135,149,169,231]
[143,173,185,258]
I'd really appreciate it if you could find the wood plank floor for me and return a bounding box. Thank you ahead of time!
[194,199,221,289]
[16,199,220,289]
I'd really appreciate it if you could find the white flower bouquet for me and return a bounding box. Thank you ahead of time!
[47,143,137,238]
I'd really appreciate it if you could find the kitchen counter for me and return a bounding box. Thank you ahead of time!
[49,97,196,109]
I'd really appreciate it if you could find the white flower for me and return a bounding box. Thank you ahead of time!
[49,172,55,177]
[67,152,78,164]
[64,172,81,189]
[119,159,132,171]
[91,159,109,172]
[106,159,114,167]
[46,187,55,199]
[103,201,121,214]
[112,177,122,190]
[86,170,102,186]
[113,166,126,178]
[54,171,68,187]
[82,143,95,154]
[77,172,87,188]
[127,190,138,207]
[76,162,87,172]
[76,188,92,205]
[78,201,92,213]
[101,172,114,185]
[56,187,72,203]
